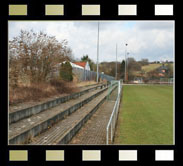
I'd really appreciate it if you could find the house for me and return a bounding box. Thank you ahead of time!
[73,61,91,71]
[52,61,92,81]
[133,77,143,84]
[157,64,168,77]
[54,61,91,71]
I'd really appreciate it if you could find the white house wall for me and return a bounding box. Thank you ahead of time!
[85,61,91,71]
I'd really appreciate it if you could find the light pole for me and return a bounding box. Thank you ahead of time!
[115,44,118,80]
[126,52,129,82]
[97,22,100,83]
[125,43,128,82]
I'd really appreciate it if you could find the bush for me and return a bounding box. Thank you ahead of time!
[59,62,73,81]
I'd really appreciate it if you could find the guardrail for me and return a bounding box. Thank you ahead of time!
[106,80,123,145]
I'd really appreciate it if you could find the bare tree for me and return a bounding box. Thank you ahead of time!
[9,30,72,84]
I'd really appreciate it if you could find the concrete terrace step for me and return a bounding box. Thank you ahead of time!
[9,83,107,124]
[9,86,107,144]
[69,87,118,144]
[29,85,117,145]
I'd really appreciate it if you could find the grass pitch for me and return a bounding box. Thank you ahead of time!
[114,85,173,145]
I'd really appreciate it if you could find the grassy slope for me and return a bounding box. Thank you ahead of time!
[142,63,173,73]
[142,63,162,72]
[114,85,173,145]
[133,64,161,76]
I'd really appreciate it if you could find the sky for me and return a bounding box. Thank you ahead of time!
[8,21,174,63]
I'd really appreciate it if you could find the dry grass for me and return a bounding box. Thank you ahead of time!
[9,79,79,105]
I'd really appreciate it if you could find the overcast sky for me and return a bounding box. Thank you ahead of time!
[9,21,174,63]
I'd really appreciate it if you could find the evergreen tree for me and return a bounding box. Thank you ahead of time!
[59,62,73,81]
[81,54,94,71]
[120,60,125,79]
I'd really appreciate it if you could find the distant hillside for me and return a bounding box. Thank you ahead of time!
[132,63,173,78]
[142,64,162,72]
[142,63,173,73]
[96,61,174,79]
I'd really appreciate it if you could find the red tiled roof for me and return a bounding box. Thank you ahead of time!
[73,62,86,68]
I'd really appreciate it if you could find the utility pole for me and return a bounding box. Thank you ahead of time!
[97,22,100,83]
[115,44,118,80]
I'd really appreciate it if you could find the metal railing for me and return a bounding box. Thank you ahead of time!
[107,80,118,100]
[106,80,123,145]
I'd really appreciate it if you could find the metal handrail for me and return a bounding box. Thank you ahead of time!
[107,81,118,100]
[106,80,123,144]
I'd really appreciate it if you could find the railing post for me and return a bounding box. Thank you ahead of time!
[118,81,120,94]
[111,120,113,141]
[106,128,109,145]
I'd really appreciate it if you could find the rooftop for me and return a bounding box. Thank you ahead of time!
[73,62,87,68]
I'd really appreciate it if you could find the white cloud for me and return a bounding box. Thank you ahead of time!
[8,21,174,62]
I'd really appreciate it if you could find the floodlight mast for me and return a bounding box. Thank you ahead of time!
[126,52,129,82]
[97,22,100,83]
[125,43,128,82]
[115,44,118,80]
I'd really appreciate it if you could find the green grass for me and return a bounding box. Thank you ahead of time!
[114,85,173,145]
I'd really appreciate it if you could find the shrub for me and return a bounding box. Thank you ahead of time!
[59,62,73,81]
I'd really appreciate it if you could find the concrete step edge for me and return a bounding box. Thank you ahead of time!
[31,85,117,145]
[56,85,117,144]
[9,83,107,124]
[9,86,108,145]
